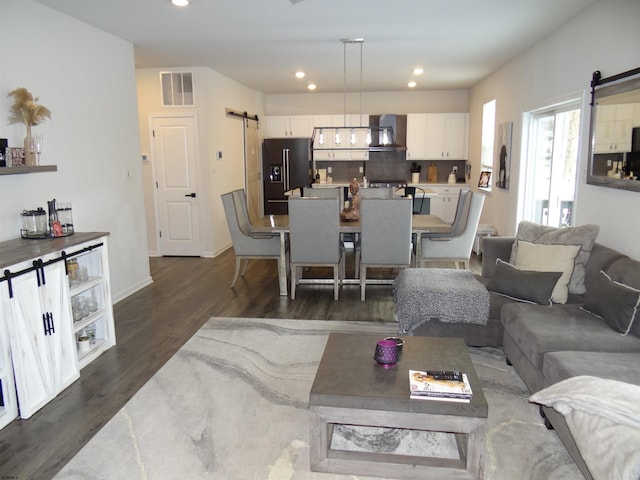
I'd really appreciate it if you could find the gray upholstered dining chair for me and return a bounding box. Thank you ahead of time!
[221,189,283,288]
[288,196,344,300]
[425,189,472,239]
[358,197,413,301]
[419,192,484,269]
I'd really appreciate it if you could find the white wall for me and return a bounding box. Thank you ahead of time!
[468,0,640,259]
[0,1,151,302]
[136,67,265,257]
[265,90,469,116]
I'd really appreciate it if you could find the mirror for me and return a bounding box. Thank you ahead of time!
[588,68,640,191]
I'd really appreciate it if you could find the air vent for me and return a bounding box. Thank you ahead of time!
[160,72,194,106]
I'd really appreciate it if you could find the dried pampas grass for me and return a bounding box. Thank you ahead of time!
[7,87,51,127]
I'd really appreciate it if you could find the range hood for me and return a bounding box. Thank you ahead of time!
[368,114,407,152]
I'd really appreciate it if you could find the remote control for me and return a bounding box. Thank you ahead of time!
[426,370,463,381]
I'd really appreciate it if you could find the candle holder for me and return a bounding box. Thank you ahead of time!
[373,339,399,368]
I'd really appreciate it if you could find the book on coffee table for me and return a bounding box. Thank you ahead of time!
[409,370,473,402]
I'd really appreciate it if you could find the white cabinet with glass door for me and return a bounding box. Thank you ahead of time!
[67,238,116,369]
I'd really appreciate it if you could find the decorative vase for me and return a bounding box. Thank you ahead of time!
[24,125,36,166]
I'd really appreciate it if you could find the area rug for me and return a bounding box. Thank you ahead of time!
[54,317,583,480]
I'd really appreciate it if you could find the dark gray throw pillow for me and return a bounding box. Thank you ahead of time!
[486,259,562,306]
[582,270,640,336]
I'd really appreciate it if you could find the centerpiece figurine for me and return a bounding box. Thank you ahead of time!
[340,178,361,221]
[7,87,51,166]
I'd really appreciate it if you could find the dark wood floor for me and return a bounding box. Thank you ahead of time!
[0,247,481,479]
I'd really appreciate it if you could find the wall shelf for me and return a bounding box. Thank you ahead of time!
[0,165,57,175]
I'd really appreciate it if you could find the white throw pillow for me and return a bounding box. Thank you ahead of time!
[514,241,581,304]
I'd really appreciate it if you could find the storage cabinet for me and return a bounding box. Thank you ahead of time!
[265,115,314,138]
[0,233,115,425]
[406,113,469,160]
[1,257,79,419]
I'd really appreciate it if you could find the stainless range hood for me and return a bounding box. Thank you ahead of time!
[368,114,407,152]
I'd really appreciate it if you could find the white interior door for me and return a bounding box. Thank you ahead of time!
[152,115,202,256]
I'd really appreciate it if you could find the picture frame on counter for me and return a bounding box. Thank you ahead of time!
[478,170,491,189]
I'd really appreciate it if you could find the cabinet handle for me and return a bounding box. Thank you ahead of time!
[42,312,55,336]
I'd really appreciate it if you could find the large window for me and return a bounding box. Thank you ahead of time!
[521,100,581,227]
[480,99,496,190]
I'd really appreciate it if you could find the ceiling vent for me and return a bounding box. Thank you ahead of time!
[160,72,194,107]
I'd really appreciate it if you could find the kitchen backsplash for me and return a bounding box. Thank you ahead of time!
[315,152,469,184]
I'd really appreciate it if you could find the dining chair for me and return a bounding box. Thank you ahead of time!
[396,186,428,214]
[358,197,413,301]
[422,188,472,239]
[419,192,485,269]
[288,196,344,300]
[304,187,344,212]
[221,189,283,288]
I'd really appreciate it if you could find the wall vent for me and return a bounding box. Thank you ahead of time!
[160,72,194,107]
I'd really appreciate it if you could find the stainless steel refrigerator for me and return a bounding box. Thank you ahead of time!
[263,138,312,214]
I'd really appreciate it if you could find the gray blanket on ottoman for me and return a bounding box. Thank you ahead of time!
[394,269,490,335]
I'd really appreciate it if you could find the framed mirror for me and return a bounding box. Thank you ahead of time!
[587,68,640,191]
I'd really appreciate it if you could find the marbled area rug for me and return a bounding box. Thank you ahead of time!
[54,317,583,480]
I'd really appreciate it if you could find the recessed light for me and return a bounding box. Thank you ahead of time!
[413,67,424,75]
[408,81,417,88]
[172,0,189,6]
[307,83,317,91]
[295,71,305,79]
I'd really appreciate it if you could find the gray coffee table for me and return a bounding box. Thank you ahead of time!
[309,333,488,480]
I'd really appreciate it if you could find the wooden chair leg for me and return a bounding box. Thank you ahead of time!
[290,264,297,299]
[360,266,367,301]
[231,257,242,287]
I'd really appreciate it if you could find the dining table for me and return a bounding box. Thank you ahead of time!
[252,214,452,296]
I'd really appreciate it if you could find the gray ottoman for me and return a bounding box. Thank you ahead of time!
[394,269,490,335]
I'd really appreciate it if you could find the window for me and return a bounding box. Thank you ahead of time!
[160,72,194,107]
[480,99,496,189]
[521,100,581,227]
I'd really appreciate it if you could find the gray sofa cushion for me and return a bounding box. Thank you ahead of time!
[582,270,640,336]
[543,351,640,387]
[509,221,599,295]
[486,259,561,305]
[501,302,640,370]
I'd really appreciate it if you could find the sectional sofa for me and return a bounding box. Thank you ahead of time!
[480,226,640,480]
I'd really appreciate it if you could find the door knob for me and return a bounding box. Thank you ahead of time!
[185,193,197,198]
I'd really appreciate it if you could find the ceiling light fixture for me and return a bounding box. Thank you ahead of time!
[307,83,316,91]
[408,81,417,88]
[413,67,424,75]
[172,0,189,6]
[295,71,305,79]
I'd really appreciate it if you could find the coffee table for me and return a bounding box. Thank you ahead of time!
[309,333,488,480]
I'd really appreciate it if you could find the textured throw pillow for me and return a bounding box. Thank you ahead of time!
[509,221,599,295]
[486,259,562,306]
[514,241,581,304]
[582,270,640,336]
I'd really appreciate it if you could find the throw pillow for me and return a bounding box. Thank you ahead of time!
[486,259,562,306]
[509,221,599,295]
[514,241,581,304]
[582,270,640,336]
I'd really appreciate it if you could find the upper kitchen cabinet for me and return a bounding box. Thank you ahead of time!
[265,115,314,138]
[593,103,640,153]
[407,113,469,160]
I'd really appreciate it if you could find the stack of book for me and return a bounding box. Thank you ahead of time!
[409,370,473,402]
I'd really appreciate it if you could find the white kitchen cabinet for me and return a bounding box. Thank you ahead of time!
[0,233,115,425]
[406,113,469,160]
[265,115,314,138]
[1,258,79,419]
[594,104,638,153]
[428,185,470,223]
